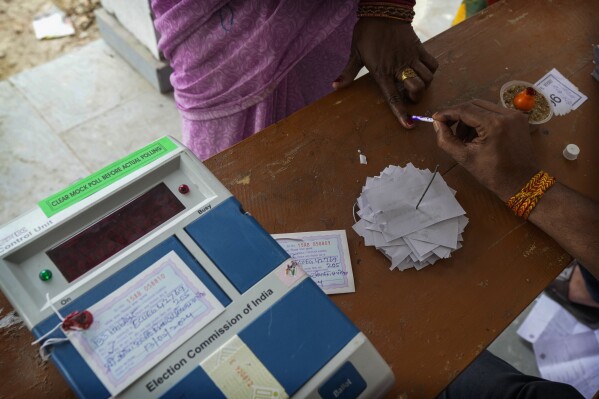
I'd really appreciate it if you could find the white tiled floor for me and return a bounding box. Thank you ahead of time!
[1,40,181,224]
[9,41,153,133]
[0,1,540,385]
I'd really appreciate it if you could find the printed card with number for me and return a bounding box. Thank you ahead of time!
[535,68,588,116]
[273,230,355,295]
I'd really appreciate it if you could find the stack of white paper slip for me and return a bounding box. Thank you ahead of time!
[352,163,468,271]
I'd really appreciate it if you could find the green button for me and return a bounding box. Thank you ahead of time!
[39,269,53,281]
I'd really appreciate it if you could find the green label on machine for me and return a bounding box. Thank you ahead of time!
[39,137,178,217]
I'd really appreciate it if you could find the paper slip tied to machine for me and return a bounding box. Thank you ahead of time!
[65,251,224,396]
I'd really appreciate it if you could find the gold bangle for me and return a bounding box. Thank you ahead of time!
[506,171,556,220]
[357,3,415,22]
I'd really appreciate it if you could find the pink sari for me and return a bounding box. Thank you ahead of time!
[152,0,358,160]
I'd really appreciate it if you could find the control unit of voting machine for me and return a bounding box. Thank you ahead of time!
[0,137,394,399]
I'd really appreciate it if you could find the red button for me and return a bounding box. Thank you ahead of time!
[178,184,190,194]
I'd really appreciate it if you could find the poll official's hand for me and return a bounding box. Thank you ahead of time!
[333,18,438,129]
[432,99,539,202]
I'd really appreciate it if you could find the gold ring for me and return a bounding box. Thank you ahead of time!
[401,68,418,81]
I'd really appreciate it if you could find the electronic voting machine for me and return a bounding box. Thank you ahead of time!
[0,137,394,398]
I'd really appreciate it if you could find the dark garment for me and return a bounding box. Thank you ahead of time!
[437,350,584,399]
[580,264,599,303]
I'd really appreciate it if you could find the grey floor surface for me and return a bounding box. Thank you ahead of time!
[0,2,540,386]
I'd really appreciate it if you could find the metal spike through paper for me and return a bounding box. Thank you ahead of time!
[352,163,469,271]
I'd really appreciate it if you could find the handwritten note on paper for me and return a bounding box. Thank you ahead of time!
[517,293,598,398]
[534,330,599,399]
[273,230,355,295]
[535,68,588,116]
[66,251,225,395]
[201,335,289,399]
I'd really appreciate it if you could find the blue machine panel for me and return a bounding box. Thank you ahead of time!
[239,279,359,395]
[32,236,230,399]
[185,198,290,293]
[318,362,367,399]
[161,279,359,399]
[158,367,227,399]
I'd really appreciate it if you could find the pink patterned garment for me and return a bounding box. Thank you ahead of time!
[152,1,358,160]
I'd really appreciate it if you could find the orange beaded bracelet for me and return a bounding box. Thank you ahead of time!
[506,171,556,220]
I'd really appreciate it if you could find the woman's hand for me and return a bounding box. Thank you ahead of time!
[333,17,438,129]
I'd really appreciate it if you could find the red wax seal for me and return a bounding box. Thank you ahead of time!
[62,310,94,331]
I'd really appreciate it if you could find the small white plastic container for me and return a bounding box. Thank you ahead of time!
[500,80,554,124]
[563,144,580,160]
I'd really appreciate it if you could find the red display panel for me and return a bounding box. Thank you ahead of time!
[47,183,185,282]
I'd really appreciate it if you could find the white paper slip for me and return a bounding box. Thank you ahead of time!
[405,218,459,249]
[517,293,591,344]
[353,164,467,271]
[66,251,225,395]
[518,293,598,398]
[534,330,599,399]
[32,8,75,40]
[273,230,355,295]
[535,68,588,116]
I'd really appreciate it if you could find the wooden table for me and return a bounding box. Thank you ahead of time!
[2,0,597,397]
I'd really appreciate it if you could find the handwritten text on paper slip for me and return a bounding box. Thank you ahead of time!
[273,230,355,295]
[66,251,224,395]
[535,68,588,116]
